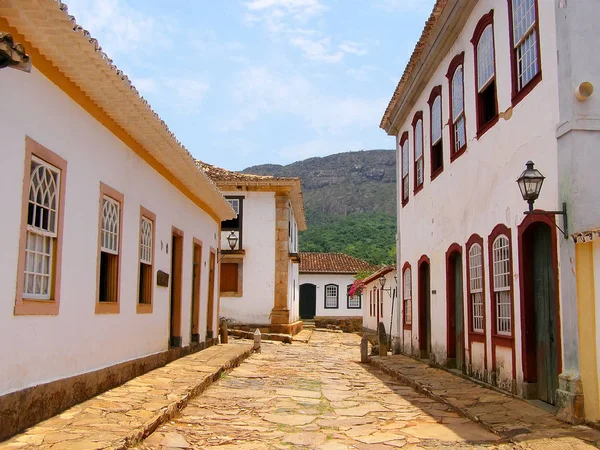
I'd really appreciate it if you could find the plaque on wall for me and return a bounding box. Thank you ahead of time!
[157,270,169,287]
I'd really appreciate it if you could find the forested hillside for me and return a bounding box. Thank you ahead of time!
[243,150,397,265]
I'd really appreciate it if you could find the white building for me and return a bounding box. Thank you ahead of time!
[361,266,398,337]
[198,163,307,336]
[0,2,234,440]
[380,0,599,423]
[298,252,375,331]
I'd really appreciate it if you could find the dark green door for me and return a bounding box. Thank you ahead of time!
[299,284,316,319]
[419,262,431,359]
[453,254,464,371]
[533,225,558,405]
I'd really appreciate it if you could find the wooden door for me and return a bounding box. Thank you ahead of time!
[533,225,558,404]
[419,261,431,359]
[170,231,183,347]
[453,254,464,371]
[206,251,215,339]
[299,284,316,319]
[191,243,202,343]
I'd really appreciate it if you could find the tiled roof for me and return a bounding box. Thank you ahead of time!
[196,161,299,183]
[379,0,448,131]
[299,252,376,274]
[362,265,396,285]
[1,0,234,221]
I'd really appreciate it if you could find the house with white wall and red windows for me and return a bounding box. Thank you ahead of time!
[298,252,375,331]
[361,266,398,336]
[381,0,600,423]
[0,1,236,439]
[198,163,307,336]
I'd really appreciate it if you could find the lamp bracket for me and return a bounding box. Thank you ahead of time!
[524,202,568,239]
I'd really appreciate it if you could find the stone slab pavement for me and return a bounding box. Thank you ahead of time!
[135,331,526,449]
[0,342,253,450]
[371,353,600,449]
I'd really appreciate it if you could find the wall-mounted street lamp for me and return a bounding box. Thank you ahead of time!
[217,231,239,263]
[516,161,568,239]
[379,275,393,297]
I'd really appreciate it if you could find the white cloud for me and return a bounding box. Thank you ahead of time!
[164,78,210,114]
[339,41,368,56]
[346,66,376,82]
[245,0,327,32]
[376,0,432,13]
[289,37,344,63]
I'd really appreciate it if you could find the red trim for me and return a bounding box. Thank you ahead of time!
[412,111,424,194]
[465,233,488,371]
[517,213,562,384]
[400,131,409,207]
[445,243,462,364]
[402,261,412,330]
[428,85,444,180]
[418,255,430,354]
[471,10,499,138]
[507,0,543,107]
[446,52,467,162]
[487,224,516,381]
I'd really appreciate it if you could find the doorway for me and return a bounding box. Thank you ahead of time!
[446,248,464,371]
[206,250,216,340]
[191,242,202,344]
[299,283,316,319]
[170,229,183,347]
[520,220,560,405]
[419,257,431,359]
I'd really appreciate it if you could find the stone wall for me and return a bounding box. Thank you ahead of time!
[314,316,362,333]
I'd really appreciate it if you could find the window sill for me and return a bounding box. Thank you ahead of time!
[401,199,409,209]
[511,73,542,108]
[220,291,243,297]
[324,306,339,309]
[491,333,513,343]
[430,166,444,182]
[468,330,486,338]
[347,306,362,310]
[14,298,59,315]
[403,323,412,330]
[221,249,245,256]
[413,184,423,196]
[136,303,153,314]
[450,145,467,163]
[95,301,120,314]
[476,115,499,139]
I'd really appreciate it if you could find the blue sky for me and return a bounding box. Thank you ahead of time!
[65,0,434,171]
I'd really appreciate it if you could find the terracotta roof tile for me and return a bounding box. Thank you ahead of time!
[362,265,396,285]
[380,0,448,131]
[196,161,300,183]
[299,252,376,274]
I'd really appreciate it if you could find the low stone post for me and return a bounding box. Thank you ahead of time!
[253,328,261,353]
[360,334,369,363]
[220,319,228,344]
[378,322,387,357]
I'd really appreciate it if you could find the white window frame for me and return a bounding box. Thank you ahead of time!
[451,65,466,153]
[403,268,412,325]
[469,243,484,333]
[140,216,153,265]
[492,235,511,336]
[431,95,442,146]
[477,25,495,92]
[228,198,240,215]
[414,118,424,187]
[101,196,120,255]
[401,137,409,202]
[511,0,539,90]
[325,284,338,309]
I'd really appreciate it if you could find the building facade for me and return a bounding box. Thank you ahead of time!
[361,266,398,337]
[199,163,307,336]
[381,0,599,423]
[0,1,235,440]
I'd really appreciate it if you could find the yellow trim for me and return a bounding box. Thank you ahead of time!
[576,242,600,421]
[0,18,221,223]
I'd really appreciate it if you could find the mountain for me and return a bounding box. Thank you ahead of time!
[242,150,397,265]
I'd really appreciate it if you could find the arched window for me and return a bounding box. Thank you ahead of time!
[492,235,512,335]
[324,284,339,309]
[428,86,443,178]
[508,0,541,101]
[400,132,410,206]
[468,243,484,333]
[447,53,466,159]
[412,112,424,192]
[472,11,498,134]
[403,266,412,325]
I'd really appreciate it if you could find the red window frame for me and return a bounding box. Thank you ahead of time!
[507,0,542,106]
[400,131,410,207]
[488,224,514,339]
[446,52,467,162]
[412,111,424,194]
[471,10,499,137]
[428,85,444,181]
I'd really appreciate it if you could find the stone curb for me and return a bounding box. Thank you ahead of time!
[292,329,313,343]
[110,346,254,450]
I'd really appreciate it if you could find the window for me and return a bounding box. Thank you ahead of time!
[220,259,243,296]
[96,184,123,314]
[400,132,409,206]
[492,235,511,335]
[325,284,339,308]
[428,86,444,178]
[472,11,498,134]
[347,284,361,309]
[379,288,383,317]
[412,112,424,191]
[508,0,541,100]
[289,204,298,254]
[15,138,67,316]
[447,53,466,159]
[222,196,243,251]
[403,266,412,325]
[369,290,373,316]
[469,243,484,333]
[138,208,155,313]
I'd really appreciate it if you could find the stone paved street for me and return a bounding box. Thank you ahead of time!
[137,332,515,449]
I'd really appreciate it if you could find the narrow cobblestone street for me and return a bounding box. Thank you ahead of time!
[137,332,508,449]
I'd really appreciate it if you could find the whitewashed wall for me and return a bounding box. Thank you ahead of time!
[394,0,559,388]
[362,271,398,337]
[299,273,362,318]
[0,67,220,396]
[288,261,300,323]
[219,191,276,325]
